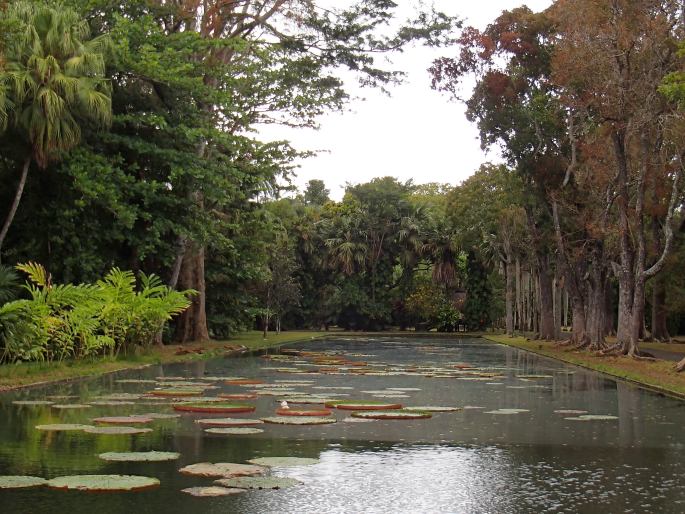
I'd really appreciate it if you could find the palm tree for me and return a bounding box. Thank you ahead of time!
[0,2,111,256]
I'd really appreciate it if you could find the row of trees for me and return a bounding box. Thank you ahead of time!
[430,0,685,369]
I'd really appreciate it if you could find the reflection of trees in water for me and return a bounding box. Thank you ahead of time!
[617,382,642,447]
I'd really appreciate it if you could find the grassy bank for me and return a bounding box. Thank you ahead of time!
[0,331,326,392]
[483,334,685,398]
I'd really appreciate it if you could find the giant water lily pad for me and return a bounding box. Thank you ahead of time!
[261,416,335,425]
[179,462,265,478]
[88,401,137,406]
[196,418,263,427]
[215,476,302,490]
[139,412,181,419]
[405,406,462,412]
[99,451,180,462]
[326,400,402,410]
[181,486,245,497]
[149,389,204,397]
[554,409,588,415]
[565,414,619,421]
[36,424,93,432]
[387,388,421,391]
[52,404,91,410]
[205,427,264,435]
[226,379,264,385]
[116,379,158,384]
[275,408,332,417]
[173,402,255,414]
[0,476,47,489]
[350,409,432,420]
[47,475,159,492]
[84,426,153,435]
[246,457,319,467]
[12,400,54,406]
[93,416,153,425]
[484,409,530,415]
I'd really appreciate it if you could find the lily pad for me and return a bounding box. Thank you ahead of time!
[225,379,264,385]
[88,401,137,406]
[215,476,302,489]
[139,412,181,419]
[12,400,54,406]
[326,400,402,410]
[404,406,462,412]
[246,457,319,467]
[181,486,245,497]
[275,408,332,417]
[0,476,47,489]
[484,409,531,415]
[179,462,266,478]
[98,451,180,462]
[116,379,158,384]
[173,402,255,414]
[565,414,619,421]
[36,424,93,432]
[554,409,589,415]
[342,417,375,423]
[350,409,432,420]
[204,427,264,435]
[84,426,153,435]
[47,475,160,492]
[92,416,153,425]
[196,418,264,427]
[387,388,421,391]
[149,389,204,397]
[52,404,92,410]
[261,416,336,425]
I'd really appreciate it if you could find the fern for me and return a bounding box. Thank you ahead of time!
[0,265,20,304]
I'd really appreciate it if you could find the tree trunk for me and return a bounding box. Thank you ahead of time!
[175,245,209,342]
[505,257,514,336]
[651,277,671,342]
[537,259,556,340]
[0,155,31,260]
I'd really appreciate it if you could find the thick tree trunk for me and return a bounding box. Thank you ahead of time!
[175,245,209,342]
[0,155,31,260]
[537,259,556,340]
[651,277,671,342]
[586,272,608,349]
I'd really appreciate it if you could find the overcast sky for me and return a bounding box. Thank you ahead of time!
[259,1,552,200]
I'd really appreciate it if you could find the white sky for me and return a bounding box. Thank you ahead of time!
[259,1,553,200]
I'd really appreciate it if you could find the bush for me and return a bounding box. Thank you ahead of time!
[0,263,194,363]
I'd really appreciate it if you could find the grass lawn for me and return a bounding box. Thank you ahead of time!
[484,334,685,399]
[0,331,327,391]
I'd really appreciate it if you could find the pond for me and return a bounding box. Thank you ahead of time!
[1,337,684,513]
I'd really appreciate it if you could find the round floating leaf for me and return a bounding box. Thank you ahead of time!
[326,400,402,411]
[139,412,181,419]
[404,406,462,412]
[196,418,263,427]
[261,416,336,425]
[275,408,332,417]
[149,389,204,397]
[36,424,93,432]
[47,475,160,492]
[173,402,255,414]
[93,416,153,425]
[88,401,137,406]
[565,414,619,421]
[350,409,432,420]
[84,426,153,435]
[342,417,374,423]
[99,451,180,462]
[554,409,589,415]
[97,393,142,401]
[484,409,530,415]
[179,462,266,478]
[116,379,158,384]
[52,404,91,410]
[216,476,302,490]
[226,379,264,385]
[247,457,319,467]
[12,400,54,406]
[0,476,47,489]
[204,427,264,435]
[182,486,245,497]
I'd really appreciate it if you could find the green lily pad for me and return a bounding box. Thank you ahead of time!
[84,426,153,435]
[12,400,54,406]
[554,409,589,415]
[350,409,432,420]
[404,406,462,412]
[196,418,264,427]
[93,416,153,425]
[246,457,319,467]
[47,475,160,492]
[261,416,336,425]
[0,476,47,489]
[326,400,402,410]
[173,402,255,414]
[342,417,375,423]
[52,404,92,410]
[204,427,264,435]
[179,462,266,478]
[116,379,158,384]
[139,412,181,419]
[484,409,531,415]
[98,451,180,462]
[215,476,302,489]
[36,424,93,432]
[88,401,137,406]
[149,389,204,397]
[181,486,245,497]
[387,388,421,391]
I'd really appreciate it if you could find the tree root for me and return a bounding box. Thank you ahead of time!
[676,357,685,373]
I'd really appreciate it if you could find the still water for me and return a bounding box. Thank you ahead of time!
[1,337,684,513]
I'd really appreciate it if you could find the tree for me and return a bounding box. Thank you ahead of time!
[0,2,111,258]
[304,179,330,206]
